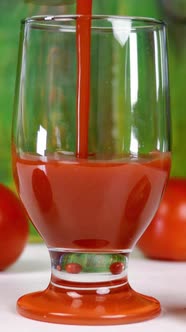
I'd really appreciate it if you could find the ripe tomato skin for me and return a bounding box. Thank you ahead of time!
[0,184,29,270]
[110,262,125,275]
[65,263,82,274]
[137,178,186,261]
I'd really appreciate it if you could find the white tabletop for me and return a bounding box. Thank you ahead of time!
[0,244,186,331]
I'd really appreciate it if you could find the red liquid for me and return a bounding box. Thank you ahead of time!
[15,6,170,322]
[76,0,92,158]
[14,152,170,251]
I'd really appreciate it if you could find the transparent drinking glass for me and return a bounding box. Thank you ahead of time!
[12,15,171,325]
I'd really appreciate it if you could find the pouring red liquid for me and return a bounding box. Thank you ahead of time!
[76,0,92,158]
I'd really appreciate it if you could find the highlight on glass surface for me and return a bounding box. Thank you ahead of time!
[12,13,171,325]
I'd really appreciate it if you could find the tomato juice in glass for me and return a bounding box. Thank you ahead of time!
[12,11,171,323]
[14,151,170,283]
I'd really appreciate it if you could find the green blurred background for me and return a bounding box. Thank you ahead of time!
[0,0,185,241]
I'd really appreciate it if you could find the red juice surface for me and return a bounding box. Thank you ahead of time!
[14,152,170,251]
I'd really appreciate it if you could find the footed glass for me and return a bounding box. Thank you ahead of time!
[12,15,171,325]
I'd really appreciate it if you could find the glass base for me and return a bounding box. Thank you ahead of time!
[17,282,161,325]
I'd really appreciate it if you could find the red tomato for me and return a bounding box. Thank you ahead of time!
[65,263,82,274]
[0,184,29,270]
[137,178,186,261]
[110,262,125,275]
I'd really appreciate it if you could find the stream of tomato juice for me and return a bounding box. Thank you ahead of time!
[76,0,92,158]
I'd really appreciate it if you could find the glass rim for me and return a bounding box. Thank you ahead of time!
[22,15,166,31]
